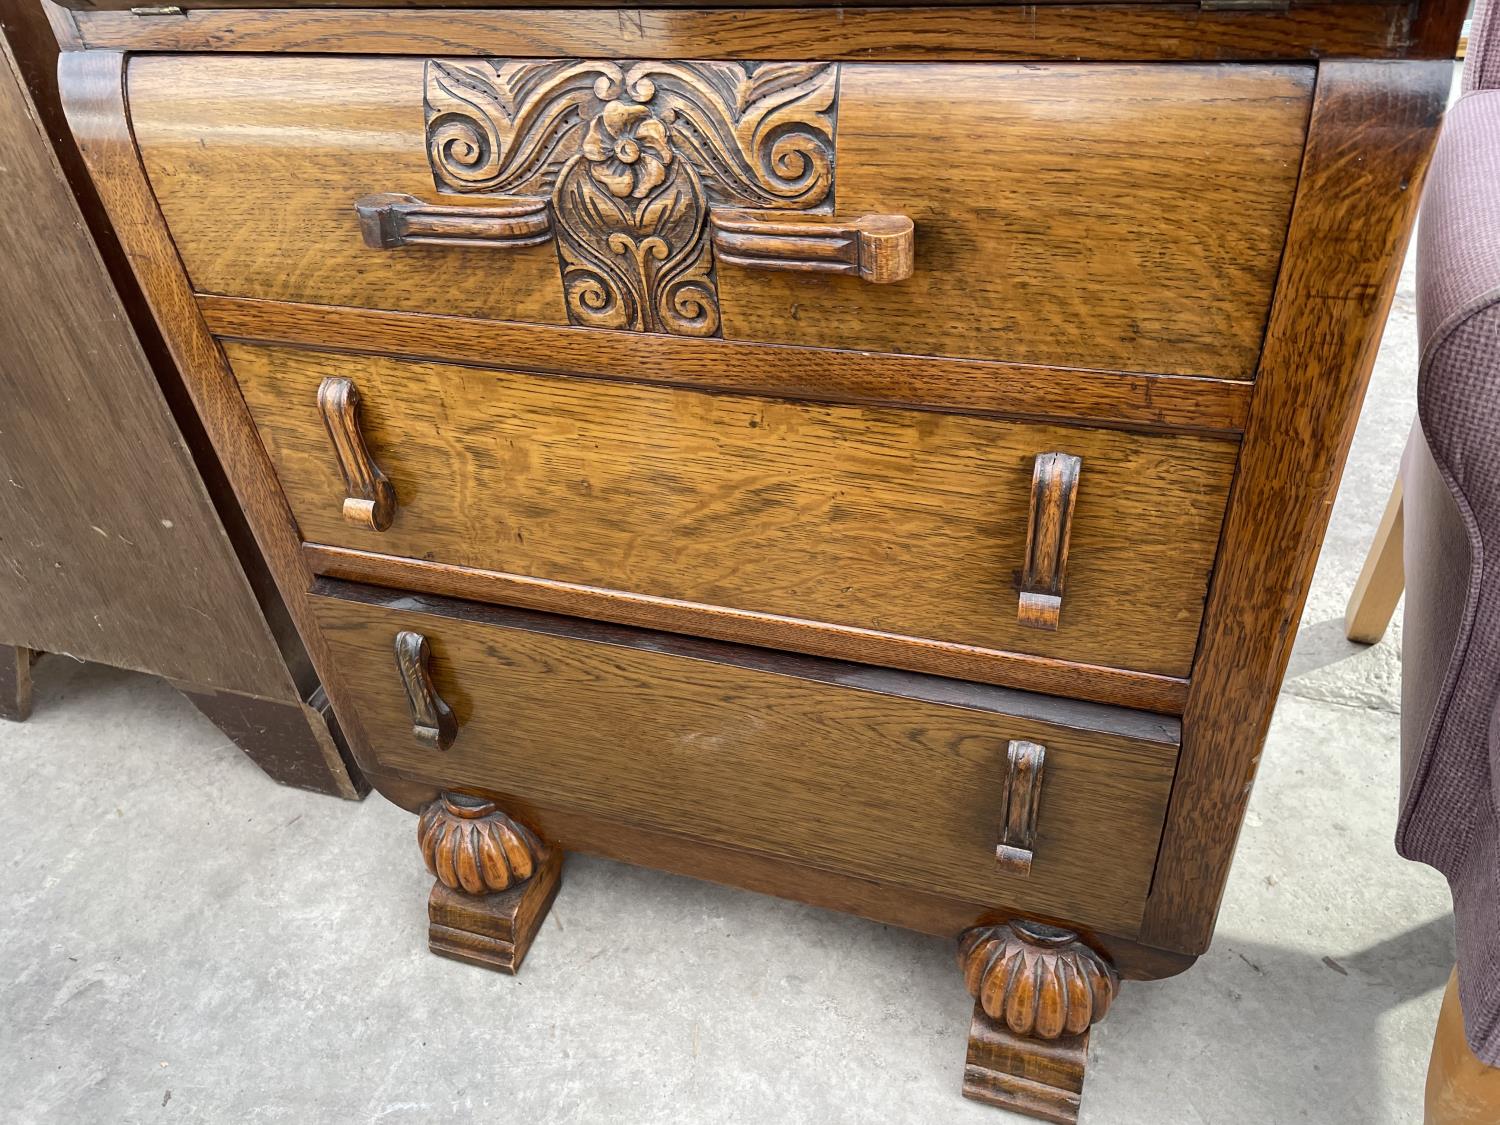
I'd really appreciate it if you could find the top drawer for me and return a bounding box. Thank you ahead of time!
[128,56,1311,379]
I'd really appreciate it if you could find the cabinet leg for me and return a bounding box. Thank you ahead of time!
[1,646,37,722]
[175,683,368,799]
[417,792,561,974]
[957,920,1120,1124]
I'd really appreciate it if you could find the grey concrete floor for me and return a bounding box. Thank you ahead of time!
[0,255,1455,1122]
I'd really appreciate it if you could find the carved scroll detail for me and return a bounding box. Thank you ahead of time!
[424,58,839,337]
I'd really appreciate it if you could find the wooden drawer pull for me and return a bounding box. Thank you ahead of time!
[996,739,1045,876]
[317,376,395,532]
[355,192,553,251]
[394,630,458,752]
[1018,452,1082,631]
[709,211,915,284]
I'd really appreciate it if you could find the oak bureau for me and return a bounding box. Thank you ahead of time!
[47,0,1461,1116]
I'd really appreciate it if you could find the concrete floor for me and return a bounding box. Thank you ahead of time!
[0,251,1457,1120]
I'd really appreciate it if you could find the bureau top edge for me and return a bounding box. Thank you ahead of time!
[50,0,1423,9]
[57,1,1463,66]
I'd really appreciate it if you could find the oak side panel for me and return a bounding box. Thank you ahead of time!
[227,342,1237,680]
[200,296,1255,435]
[71,6,1417,63]
[1139,59,1451,953]
[313,584,1180,935]
[56,49,378,765]
[130,56,1309,379]
[718,63,1312,379]
[0,32,292,697]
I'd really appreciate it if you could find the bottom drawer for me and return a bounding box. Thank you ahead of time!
[313,581,1180,936]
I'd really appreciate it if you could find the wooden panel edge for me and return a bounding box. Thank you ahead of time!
[41,1,83,50]
[200,296,1252,436]
[1138,57,1451,954]
[306,545,1192,717]
[307,543,1194,714]
[71,5,1417,62]
[56,49,380,772]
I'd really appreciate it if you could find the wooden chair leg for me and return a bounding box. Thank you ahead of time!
[0,645,36,722]
[1345,475,1405,644]
[1426,967,1500,1124]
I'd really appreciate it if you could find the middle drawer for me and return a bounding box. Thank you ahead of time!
[226,342,1236,699]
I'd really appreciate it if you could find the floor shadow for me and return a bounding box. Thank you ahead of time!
[1285,616,1387,682]
[1111,914,1455,1123]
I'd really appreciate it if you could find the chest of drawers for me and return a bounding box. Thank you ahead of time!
[50,0,1458,1117]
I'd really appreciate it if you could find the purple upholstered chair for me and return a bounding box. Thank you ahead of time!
[1347,3,1500,1114]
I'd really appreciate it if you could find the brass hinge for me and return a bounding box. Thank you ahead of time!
[1200,0,1292,10]
[130,5,185,15]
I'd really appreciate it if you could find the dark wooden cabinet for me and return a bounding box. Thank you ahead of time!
[46,0,1461,1116]
[0,2,364,798]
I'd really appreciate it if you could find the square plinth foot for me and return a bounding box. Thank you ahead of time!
[962,1000,1089,1125]
[427,848,562,974]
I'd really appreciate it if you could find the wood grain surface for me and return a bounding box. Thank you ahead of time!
[313,583,1180,935]
[1139,59,1451,954]
[226,343,1237,680]
[72,5,1422,63]
[717,62,1310,378]
[127,56,564,327]
[129,56,1310,378]
[200,296,1255,435]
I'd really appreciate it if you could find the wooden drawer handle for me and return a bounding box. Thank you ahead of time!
[394,630,458,752]
[1018,452,1082,631]
[996,739,1045,876]
[709,211,915,284]
[355,192,553,251]
[317,377,395,532]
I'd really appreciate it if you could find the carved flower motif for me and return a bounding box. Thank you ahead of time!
[581,99,673,200]
[959,921,1119,1040]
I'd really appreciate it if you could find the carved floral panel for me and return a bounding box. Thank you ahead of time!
[424,59,840,338]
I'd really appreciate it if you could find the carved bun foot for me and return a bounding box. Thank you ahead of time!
[418,793,562,975]
[957,920,1121,1124]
